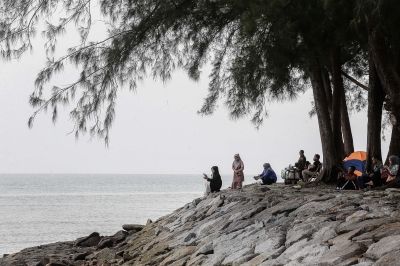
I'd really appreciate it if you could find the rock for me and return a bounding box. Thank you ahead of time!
[73,252,90,261]
[221,247,254,265]
[97,238,113,249]
[146,219,153,226]
[92,248,117,260]
[242,246,286,266]
[345,210,369,222]
[184,232,197,242]
[317,240,367,265]
[353,222,400,242]
[75,232,101,247]
[111,230,128,243]
[159,246,196,266]
[373,249,400,265]
[364,235,400,260]
[328,228,362,245]
[122,224,145,231]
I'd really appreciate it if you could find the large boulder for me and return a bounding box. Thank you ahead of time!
[122,224,145,231]
[75,232,101,247]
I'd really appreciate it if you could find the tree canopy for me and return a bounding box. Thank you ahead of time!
[1,0,400,181]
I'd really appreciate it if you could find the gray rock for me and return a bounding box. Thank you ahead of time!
[317,240,367,265]
[122,224,145,231]
[364,235,400,260]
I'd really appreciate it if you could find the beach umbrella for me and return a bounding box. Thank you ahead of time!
[343,151,367,176]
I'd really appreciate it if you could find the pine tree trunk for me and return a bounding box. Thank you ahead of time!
[386,126,400,165]
[367,23,400,129]
[330,48,345,159]
[321,68,333,121]
[341,87,354,158]
[366,52,385,171]
[309,59,342,183]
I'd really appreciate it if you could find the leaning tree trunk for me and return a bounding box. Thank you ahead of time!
[309,59,343,183]
[368,23,400,131]
[330,48,345,159]
[366,51,386,171]
[341,87,354,157]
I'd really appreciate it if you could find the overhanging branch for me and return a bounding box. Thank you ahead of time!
[341,70,369,91]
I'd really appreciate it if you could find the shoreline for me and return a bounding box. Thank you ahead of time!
[2,183,400,265]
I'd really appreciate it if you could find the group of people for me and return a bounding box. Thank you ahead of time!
[202,151,400,196]
[337,154,399,190]
[203,154,277,196]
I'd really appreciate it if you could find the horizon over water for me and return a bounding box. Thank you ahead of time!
[0,173,256,255]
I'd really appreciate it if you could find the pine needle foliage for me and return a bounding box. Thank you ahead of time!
[0,0,312,144]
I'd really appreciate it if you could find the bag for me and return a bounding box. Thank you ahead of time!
[381,168,390,179]
[387,175,394,182]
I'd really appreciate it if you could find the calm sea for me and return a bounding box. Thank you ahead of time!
[0,174,240,255]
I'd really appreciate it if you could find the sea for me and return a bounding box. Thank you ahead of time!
[0,173,242,255]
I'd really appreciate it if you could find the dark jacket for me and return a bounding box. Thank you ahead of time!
[207,166,222,192]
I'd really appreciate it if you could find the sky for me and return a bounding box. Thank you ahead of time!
[0,10,391,177]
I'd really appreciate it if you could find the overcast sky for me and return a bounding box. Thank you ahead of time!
[0,13,391,178]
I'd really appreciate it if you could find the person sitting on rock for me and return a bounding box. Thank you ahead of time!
[366,155,399,187]
[336,166,358,190]
[203,166,222,196]
[302,154,321,182]
[357,154,383,190]
[253,163,277,185]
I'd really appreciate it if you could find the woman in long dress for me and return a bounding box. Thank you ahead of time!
[231,154,244,189]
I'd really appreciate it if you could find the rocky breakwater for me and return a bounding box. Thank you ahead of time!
[3,184,400,266]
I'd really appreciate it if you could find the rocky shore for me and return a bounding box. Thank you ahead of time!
[2,184,400,266]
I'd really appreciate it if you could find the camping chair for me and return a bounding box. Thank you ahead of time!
[339,180,358,190]
[308,163,322,183]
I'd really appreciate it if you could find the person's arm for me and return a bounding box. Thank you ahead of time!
[261,169,271,182]
[259,170,267,179]
[239,162,244,171]
[389,165,399,176]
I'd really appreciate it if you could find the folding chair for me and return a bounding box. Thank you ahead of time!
[309,163,322,183]
[339,180,358,190]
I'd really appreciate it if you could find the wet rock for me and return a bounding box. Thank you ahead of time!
[97,238,113,249]
[122,224,145,231]
[75,232,101,247]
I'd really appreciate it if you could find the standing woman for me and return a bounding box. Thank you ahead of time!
[231,154,244,189]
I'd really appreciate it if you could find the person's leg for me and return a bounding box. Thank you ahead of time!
[302,169,313,182]
[357,175,365,189]
[336,177,345,189]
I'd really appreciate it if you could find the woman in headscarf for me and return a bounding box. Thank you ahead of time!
[231,154,244,189]
[203,166,222,196]
[366,155,399,187]
[254,163,277,185]
[385,155,399,182]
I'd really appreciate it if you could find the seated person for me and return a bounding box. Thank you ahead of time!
[294,150,306,170]
[336,166,358,190]
[366,155,399,187]
[254,163,277,185]
[302,154,321,182]
[357,155,383,189]
[203,166,222,196]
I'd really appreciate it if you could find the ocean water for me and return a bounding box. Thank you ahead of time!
[0,174,239,255]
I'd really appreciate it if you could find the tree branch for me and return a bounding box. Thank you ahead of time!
[341,70,369,91]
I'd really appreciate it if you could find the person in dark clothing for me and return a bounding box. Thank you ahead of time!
[302,154,321,182]
[254,163,277,185]
[357,155,383,189]
[295,150,307,170]
[366,155,399,187]
[203,166,222,195]
[336,166,358,190]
